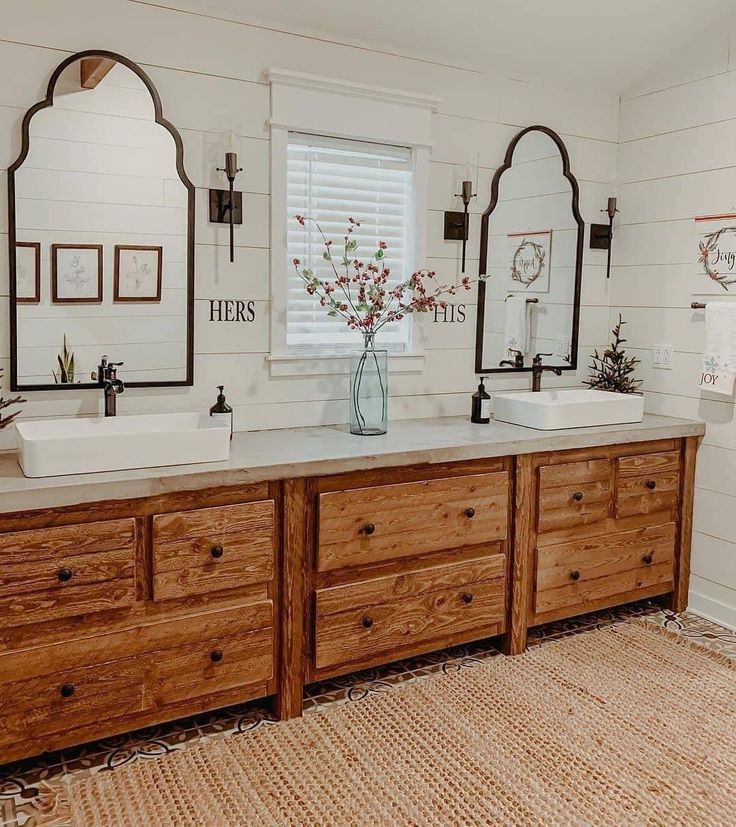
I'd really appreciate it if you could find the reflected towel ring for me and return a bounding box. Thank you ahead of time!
[504,295,539,303]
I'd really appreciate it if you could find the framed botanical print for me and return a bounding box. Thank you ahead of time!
[15,241,41,304]
[51,244,103,303]
[114,245,163,302]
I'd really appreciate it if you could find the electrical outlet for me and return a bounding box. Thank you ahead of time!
[652,344,674,369]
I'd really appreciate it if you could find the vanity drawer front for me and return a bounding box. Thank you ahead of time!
[537,460,612,533]
[534,523,675,617]
[314,553,506,673]
[152,501,275,600]
[0,519,137,629]
[0,600,274,757]
[616,452,680,518]
[148,624,273,708]
[317,472,508,572]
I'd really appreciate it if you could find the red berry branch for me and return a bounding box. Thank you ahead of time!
[292,215,486,335]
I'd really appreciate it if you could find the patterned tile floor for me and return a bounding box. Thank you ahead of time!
[1,600,734,826]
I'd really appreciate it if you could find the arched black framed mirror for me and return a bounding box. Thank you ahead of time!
[474,125,584,375]
[8,50,195,391]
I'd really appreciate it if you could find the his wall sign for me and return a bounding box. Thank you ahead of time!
[433,303,466,323]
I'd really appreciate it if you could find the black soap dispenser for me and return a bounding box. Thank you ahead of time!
[471,376,491,424]
[210,385,233,439]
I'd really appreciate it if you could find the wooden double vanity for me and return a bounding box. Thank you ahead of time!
[0,415,703,764]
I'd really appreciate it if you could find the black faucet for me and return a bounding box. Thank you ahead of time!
[92,356,125,417]
[500,349,525,369]
[531,352,562,392]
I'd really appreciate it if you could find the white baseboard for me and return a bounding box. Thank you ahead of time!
[688,589,736,632]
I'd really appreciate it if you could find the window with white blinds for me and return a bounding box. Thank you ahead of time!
[286,133,414,353]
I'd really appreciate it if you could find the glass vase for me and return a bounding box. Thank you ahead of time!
[349,333,388,436]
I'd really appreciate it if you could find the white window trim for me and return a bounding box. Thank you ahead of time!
[267,68,440,377]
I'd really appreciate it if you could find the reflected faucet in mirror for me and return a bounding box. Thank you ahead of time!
[500,349,525,369]
[531,353,563,392]
[92,356,125,416]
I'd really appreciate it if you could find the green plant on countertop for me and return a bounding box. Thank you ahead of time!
[0,366,25,430]
[53,334,77,384]
[585,314,642,394]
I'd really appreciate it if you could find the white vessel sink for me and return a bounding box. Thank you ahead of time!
[493,389,644,431]
[16,413,231,478]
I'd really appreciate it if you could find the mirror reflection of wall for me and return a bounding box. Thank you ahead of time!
[476,127,583,373]
[12,56,191,389]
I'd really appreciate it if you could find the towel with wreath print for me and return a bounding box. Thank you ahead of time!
[701,301,736,395]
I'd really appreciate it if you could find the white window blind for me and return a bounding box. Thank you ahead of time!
[286,133,414,353]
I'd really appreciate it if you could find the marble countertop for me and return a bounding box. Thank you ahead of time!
[0,414,705,514]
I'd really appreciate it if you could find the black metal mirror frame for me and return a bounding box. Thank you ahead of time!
[474,124,584,375]
[7,49,195,391]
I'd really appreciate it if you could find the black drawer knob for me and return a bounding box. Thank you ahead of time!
[464,507,476,519]
[211,545,224,559]
[362,523,376,536]
[60,683,75,698]
[57,567,73,583]
[646,479,657,490]
[642,554,653,565]
[362,616,374,629]
[462,592,474,604]
[570,570,581,581]
[210,649,224,663]
[572,491,584,502]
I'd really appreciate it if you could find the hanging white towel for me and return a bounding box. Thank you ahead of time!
[504,296,531,358]
[700,302,736,396]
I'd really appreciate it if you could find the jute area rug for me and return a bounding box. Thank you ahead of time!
[55,621,736,826]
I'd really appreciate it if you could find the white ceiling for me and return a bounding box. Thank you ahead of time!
[144,0,736,92]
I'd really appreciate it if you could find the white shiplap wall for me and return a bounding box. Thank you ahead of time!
[0,0,618,451]
[616,27,736,628]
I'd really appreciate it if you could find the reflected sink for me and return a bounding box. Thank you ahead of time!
[493,389,644,431]
[16,413,231,478]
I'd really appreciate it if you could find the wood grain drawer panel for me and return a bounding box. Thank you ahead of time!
[616,474,679,519]
[315,555,506,672]
[536,523,676,593]
[317,472,508,572]
[618,451,680,477]
[534,562,673,617]
[539,459,610,489]
[0,660,147,746]
[0,518,137,630]
[149,626,273,707]
[152,501,275,600]
[537,460,612,533]
[0,600,274,755]
[0,518,136,564]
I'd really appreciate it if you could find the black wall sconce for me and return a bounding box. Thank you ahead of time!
[444,179,477,272]
[209,151,243,263]
[590,196,618,278]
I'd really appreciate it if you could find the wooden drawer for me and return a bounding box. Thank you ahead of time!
[315,553,506,673]
[616,451,680,518]
[317,472,508,572]
[0,519,136,629]
[537,459,612,533]
[534,523,675,619]
[0,600,274,758]
[152,501,275,600]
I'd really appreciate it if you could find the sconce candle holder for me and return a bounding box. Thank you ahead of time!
[444,179,477,272]
[209,151,243,263]
[590,196,618,279]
